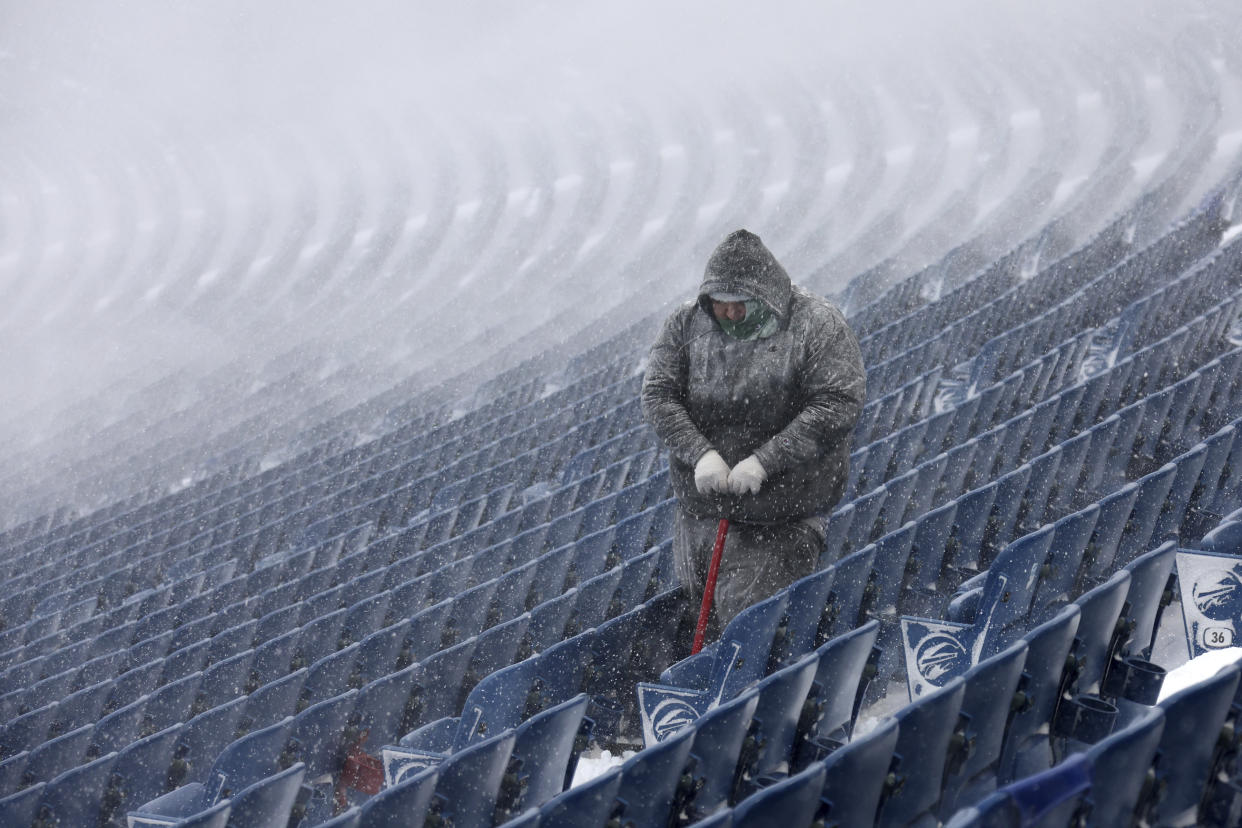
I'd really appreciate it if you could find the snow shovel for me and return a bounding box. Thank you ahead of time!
[691,518,730,654]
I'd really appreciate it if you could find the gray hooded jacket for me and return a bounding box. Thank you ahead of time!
[642,230,866,523]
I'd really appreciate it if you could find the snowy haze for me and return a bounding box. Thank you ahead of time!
[0,0,1236,521]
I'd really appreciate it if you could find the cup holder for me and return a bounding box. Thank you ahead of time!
[1103,657,1166,705]
[1052,693,1118,744]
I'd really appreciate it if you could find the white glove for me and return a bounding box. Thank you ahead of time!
[728,455,767,495]
[694,450,732,495]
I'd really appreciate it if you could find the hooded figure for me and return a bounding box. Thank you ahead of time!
[642,229,866,629]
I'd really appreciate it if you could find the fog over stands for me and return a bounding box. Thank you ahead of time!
[0,0,1236,524]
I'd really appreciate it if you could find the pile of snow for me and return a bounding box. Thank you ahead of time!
[571,746,635,788]
[1157,647,1242,702]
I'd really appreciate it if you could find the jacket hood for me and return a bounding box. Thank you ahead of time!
[698,229,792,318]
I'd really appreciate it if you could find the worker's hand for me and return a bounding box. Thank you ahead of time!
[694,450,732,495]
[727,455,767,495]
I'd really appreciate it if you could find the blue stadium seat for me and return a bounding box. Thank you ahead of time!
[341,594,392,648]
[91,695,149,758]
[101,723,184,827]
[1076,706,1164,827]
[657,592,789,710]
[1067,570,1131,698]
[358,763,440,827]
[845,486,889,555]
[906,455,949,526]
[34,750,118,828]
[203,716,296,801]
[533,634,595,713]
[416,639,479,725]
[444,581,501,644]
[1115,463,1177,564]
[296,608,350,659]
[496,806,540,827]
[249,628,301,688]
[794,620,881,769]
[587,615,657,741]
[205,619,256,665]
[1,702,59,760]
[1048,428,1099,519]
[771,566,837,666]
[1116,541,1176,669]
[818,716,899,828]
[687,808,733,827]
[937,640,1029,818]
[1029,506,1099,622]
[948,527,1054,653]
[301,642,361,705]
[538,765,622,828]
[1075,415,1121,505]
[168,697,250,788]
[1198,518,1242,555]
[420,731,517,828]
[21,722,94,787]
[823,546,877,638]
[509,694,591,812]
[223,763,305,828]
[1079,482,1141,584]
[530,548,576,605]
[160,640,212,686]
[407,659,542,756]
[464,613,531,690]
[943,482,1000,578]
[730,761,827,828]
[289,689,358,791]
[54,676,116,733]
[527,589,578,651]
[962,429,1004,493]
[685,688,760,817]
[0,782,44,827]
[1182,424,1237,539]
[980,465,1033,567]
[1152,443,1210,547]
[613,725,695,828]
[252,603,301,646]
[354,664,421,753]
[1014,446,1062,535]
[145,675,206,729]
[571,569,624,632]
[939,440,981,507]
[1149,663,1240,825]
[875,469,920,538]
[864,523,917,625]
[736,651,819,789]
[355,619,413,686]
[998,604,1081,784]
[943,753,1091,828]
[902,501,959,618]
[876,676,967,828]
[404,600,454,664]
[0,749,28,795]
[75,649,130,691]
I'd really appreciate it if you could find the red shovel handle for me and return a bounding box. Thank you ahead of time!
[692,519,730,654]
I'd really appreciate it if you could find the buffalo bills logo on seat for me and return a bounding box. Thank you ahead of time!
[1192,568,1242,620]
[915,633,969,686]
[1177,551,1242,658]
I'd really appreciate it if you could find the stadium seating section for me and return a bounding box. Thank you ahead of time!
[4,4,1242,826]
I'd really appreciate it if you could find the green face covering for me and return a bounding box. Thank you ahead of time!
[717,299,779,340]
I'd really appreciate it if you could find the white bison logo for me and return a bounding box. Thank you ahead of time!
[1193,568,1242,621]
[915,633,969,686]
